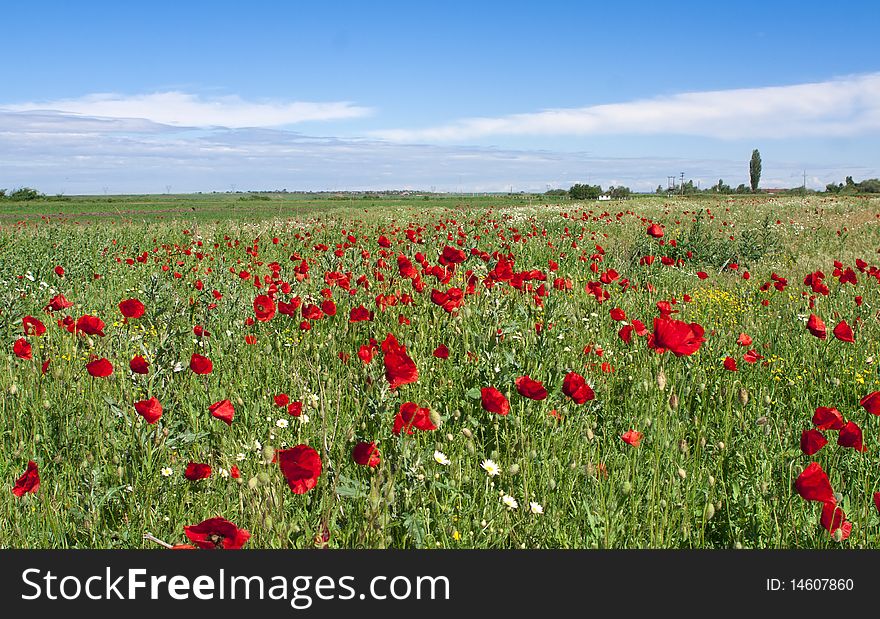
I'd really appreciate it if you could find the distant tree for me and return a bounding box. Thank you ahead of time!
[735,183,749,194]
[569,183,603,200]
[656,185,664,194]
[0,188,6,198]
[544,188,568,197]
[714,179,731,193]
[857,178,880,193]
[825,182,843,194]
[749,149,762,192]
[9,187,43,201]
[608,185,631,199]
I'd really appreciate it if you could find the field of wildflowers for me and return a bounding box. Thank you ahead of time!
[1,193,879,548]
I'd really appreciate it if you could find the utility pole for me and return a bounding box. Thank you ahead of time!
[803,170,807,193]
[680,172,685,195]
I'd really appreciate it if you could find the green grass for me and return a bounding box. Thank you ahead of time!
[1,194,879,548]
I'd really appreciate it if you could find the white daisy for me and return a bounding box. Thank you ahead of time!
[161,467,173,477]
[529,501,544,515]
[276,418,289,428]
[481,459,500,476]
[433,450,450,466]
[502,494,519,510]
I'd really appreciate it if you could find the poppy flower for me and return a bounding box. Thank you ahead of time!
[736,333,752,347]
[481,387,510,416]
[820,501,851,541]
[54,265,65,277]
[320,299,337,317]
[832,320,854,343]
[874,492,880,516]
[860,391,880,416]
[433,344,449,359]
[806,314,826,339]
[618,325,634,344]
[130,355,149,374]
[44,294,73,312]
[184,462,212,480]
[22,316,46,336]
[812,406,844,430]
[287,401,303,417]
[13,338,32,360]
[723,356,738,371]
[12,460,40,497]
[41,359,50,374]
[743,349,763,364]
[193,325,211,337]
[183,517,250,549]
[515,375,548,400]
[648,316,706,357]
[392,402,437,434]
[357,344,376,364]
[75,315,106,337]
[837,421,866,452]
[609,308,626,321]
[119,298,145,319]
[696,271,708,280]
[349,306,372,322]
[646,223,664,238]
[621,429,643,446]
[352,441,381,467]
[381,333,418,389]
[794,462,834,503]
[134,397,163,424]
[209,399,235,425]
[253,295,276,322]
[189,353,213,375]
[277,445,322,494]
[562,372,595,404]
[274,393,290,408]
[800,429,827,455]
[86,357,113,377]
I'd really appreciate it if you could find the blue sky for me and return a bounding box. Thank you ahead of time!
[1,0,879,194]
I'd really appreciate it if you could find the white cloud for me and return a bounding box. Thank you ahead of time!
[1,92,372,128]
[374,73,880,142]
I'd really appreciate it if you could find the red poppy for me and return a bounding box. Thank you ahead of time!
[274,393,290,408]
[54,265,65,277]
[302,303,324,320]
[86,357,113,377]
[277,445,322,494]
[812,406,844,430]
[75,315,106,337]
[439,245,467,265]
[820,501,851,541]
[320,299,337,317]
[646,223,664,238]
[41,359,50,374]
[481,386,510,416]
[648,316,706,357]
[12,460,40,497]
[736,333,752,347]
[253,295,276,322]
[832,320,854,343]
[352,441,381,467]
[618,325,634,344]
[433,344,450,359]
[515,375,548,400]
[349,306,372,322]
[392,401,437,435]
[287,401,303,416]
[806,314,826,339]
[184,462,212,480]
[874,492,880,516]
[130,355,149,374]
[183,517,250,549]
[621,429,643,446]
[837,421,866,452]
[609,308,626,321]
[562,372,595,404]
[696,271,708,280]
[230,466,240,479]
[743,349,763,364]
[723,356,738,371]
[44,294,73,312]
[794,462,834,503]
[860,391,880,416]
[190,353,213,375]
[22,316,46,336]
[193,325,211,337]
[134,397,163,424]
[13,338,32,360]
[800,429,827,455]
[119,298,145,319]
[209,399,235,425]
[381,333,418,389]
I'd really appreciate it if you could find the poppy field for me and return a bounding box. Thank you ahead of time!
[2,193,880,549]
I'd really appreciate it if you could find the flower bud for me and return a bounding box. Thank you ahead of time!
[656,368,667,391]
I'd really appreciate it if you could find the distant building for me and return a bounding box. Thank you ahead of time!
[598,194,611,201]
[763,188,785,194]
